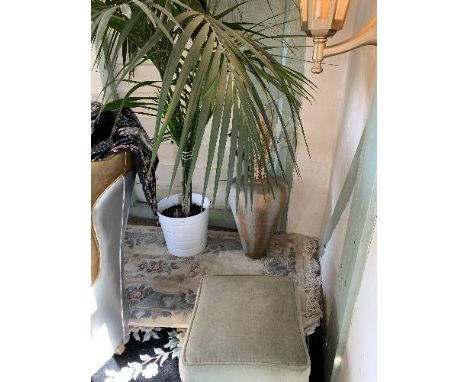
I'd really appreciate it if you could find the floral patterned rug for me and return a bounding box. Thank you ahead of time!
[124,225,323,335]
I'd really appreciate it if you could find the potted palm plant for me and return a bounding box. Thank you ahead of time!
[92,0,314,257]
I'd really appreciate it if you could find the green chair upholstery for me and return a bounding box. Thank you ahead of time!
[179,275,311,382]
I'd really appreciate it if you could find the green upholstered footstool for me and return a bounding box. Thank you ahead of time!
[179,275,311,382]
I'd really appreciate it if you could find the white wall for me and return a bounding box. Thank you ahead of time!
[286,0,376,240]
[283,0,377,380]
[319,0,376,321]
[286,50,349,237]
[318,0,376,379]
[339,229,377,382]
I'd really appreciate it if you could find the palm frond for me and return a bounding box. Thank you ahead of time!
[91,0,315,212]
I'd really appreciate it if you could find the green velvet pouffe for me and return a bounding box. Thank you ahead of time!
[179,275,311,382]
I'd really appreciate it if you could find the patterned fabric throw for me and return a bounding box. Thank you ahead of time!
[91,102,159,215]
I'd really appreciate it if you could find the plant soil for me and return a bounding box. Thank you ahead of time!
[162,203,205,218]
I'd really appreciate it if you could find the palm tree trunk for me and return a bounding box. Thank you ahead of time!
[181,150,192,217]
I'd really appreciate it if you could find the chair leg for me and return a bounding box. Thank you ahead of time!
[114,342,125,355]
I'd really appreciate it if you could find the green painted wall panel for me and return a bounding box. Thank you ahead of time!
[323,92,377,382]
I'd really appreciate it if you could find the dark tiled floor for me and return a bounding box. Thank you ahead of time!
[308,321,325,381]
[92,329,182,382]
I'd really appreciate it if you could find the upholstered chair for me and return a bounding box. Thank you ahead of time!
[91,152,135,373]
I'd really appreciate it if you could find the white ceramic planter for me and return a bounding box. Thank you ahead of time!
[157,193,210,257]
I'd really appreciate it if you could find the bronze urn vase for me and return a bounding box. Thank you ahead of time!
[228,177,289,259]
